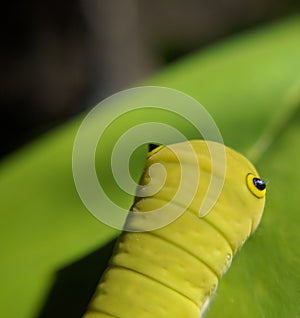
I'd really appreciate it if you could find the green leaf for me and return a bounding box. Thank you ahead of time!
[1,14,300,318]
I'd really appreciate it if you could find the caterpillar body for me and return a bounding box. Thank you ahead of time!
[83,140,266,318]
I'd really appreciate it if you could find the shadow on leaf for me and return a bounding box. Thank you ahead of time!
[36,237,118,318]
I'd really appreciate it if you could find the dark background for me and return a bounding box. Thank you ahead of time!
[1,0,299,159]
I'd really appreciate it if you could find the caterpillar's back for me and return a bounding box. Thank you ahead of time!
[83,140,266,318]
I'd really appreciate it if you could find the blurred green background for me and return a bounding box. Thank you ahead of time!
[1,2,300,318]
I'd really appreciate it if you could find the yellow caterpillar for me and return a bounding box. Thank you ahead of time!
[83,140,266,318]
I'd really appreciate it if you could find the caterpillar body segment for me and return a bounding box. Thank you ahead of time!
[83,140,266,318]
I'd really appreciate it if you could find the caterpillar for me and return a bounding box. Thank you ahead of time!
[82,140,266,318]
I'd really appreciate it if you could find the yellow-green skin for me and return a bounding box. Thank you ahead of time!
[83,140,266,318]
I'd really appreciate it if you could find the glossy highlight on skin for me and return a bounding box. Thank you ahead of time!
[83,140,266,318]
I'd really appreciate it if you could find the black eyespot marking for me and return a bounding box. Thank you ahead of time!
[253,178,266,191]
[246,173,266,198]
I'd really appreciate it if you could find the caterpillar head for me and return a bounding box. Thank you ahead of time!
[204,142,266,252]
[135,140,266,251]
